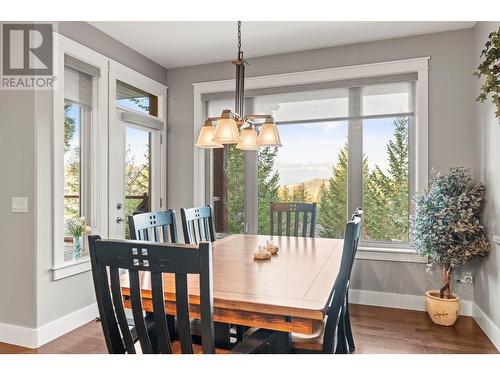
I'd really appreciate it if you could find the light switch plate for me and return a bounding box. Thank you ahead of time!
[12,197,28,213]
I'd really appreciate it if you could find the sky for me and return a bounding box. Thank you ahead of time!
[271,117,400,186]
[67,98,403,188]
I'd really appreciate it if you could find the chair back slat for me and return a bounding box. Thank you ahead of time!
[294,211,300,237]
[151,272,172,354]
[198,242,215,353]
[181,205,215,244]
[269,202,317,238]
[175,273,194,354]
[129,270,154,354]
[89,236,215,354]
[322,216,362,353]
[348,208,363,279]
[285,211,291,236]
[109,267,136,353]
[302,212,308,237]
[128,210,178,244]
[88,241,125,354]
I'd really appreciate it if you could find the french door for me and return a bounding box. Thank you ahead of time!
[108,111,163,239]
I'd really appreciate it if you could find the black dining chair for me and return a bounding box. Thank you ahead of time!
[88,235,281,354]
[128,210,178,243]
[342,207,363,353]
[180,205,248,346]
[128,210,179,339]
[269,202,317,237]
[180,205,216,244]
[290,215,362,354]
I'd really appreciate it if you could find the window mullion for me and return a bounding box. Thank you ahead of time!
[408,81,417,219]
[244,98,258,234]
[348,87,363,218]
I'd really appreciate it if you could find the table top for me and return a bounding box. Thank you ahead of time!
[121,234,343,321]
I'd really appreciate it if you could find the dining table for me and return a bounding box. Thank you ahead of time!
[120,233,344,350]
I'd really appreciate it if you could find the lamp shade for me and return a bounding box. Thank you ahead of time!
[213,117,240,144]
[257,122,282,147]
[236,127,259,150]
[195,122,223,148]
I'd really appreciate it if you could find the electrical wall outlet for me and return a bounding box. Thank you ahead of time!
[11,197,28,213]
[459,272,473,284]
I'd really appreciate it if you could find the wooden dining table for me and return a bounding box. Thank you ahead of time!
[120,234,343,342]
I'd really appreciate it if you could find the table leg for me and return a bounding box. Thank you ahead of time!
[272,331,291,354]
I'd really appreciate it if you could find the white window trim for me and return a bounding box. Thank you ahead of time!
[51,35,168,279]
[52,33,109,279]
[192,57,429,263]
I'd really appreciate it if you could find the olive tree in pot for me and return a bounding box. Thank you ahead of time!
[412,167,490,326]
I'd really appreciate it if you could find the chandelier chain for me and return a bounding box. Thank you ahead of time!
[237,21,241,55]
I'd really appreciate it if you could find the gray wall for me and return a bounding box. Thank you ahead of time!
[167,28,477,300]
[473,21,500,328]
[0,89,37,328]
[57,22,167,85]
[0,21,167,330]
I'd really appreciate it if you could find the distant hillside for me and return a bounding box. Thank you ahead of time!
[279,178,330,202]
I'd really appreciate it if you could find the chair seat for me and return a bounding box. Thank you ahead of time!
[291,317,326,351]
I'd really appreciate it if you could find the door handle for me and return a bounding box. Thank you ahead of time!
[116,217,124,224]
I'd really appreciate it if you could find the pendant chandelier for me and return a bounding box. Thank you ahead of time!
[195,21,282,150]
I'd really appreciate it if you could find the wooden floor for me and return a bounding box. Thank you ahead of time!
[0,304,497,354]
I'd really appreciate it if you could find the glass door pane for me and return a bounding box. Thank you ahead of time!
[124,126,151,238]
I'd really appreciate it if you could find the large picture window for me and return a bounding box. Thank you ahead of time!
[209,75,417,248]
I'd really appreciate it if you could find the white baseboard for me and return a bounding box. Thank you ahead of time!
[0,322,39,349]
[0,303,98,349]
[472,302,500,351]
[36,303,98,347]
[349,289,473,316]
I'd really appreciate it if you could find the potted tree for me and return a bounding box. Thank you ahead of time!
[412,167,490,326]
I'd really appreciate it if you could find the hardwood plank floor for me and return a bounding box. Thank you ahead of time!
[0,304,497,354]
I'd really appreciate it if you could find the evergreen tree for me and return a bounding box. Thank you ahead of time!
[279,187,292,202]
[291,183,313,202]
[227,145,246,233]
[363,117,409,242]
[385,116,409,241]
[258,147,280,234]
[64,104,76,153]
[317,144,348,238]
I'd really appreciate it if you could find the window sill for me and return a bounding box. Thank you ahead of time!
[356,246,427,263]
[52,256,92,280]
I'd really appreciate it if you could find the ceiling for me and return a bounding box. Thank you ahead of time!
[90,21,475,69]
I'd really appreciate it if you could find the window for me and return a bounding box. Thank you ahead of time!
[206,99,246,234]
[63,65,93,259]
[116,80,158,117]
[253,87,350,237]
[208,76,417,247]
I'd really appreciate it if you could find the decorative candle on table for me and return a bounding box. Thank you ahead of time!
[265,239,279,254]
[254,245,272,260]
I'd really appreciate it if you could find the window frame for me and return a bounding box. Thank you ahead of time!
[107,60,168,240]
[193,58,429,263]
[52,34,109,279]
